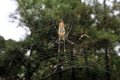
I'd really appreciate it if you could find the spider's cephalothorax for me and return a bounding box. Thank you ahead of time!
[58,21,65,41]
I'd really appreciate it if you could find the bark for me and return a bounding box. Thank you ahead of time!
[104,48,111,80]
[70,45,76,80]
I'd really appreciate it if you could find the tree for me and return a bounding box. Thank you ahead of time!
[0,0,119,80]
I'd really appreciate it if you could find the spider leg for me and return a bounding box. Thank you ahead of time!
[58,40,60,52]
[64,39,66,52]
[66,39,74,44]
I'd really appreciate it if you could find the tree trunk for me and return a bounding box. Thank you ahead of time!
[58,71,62,80]
[71,67,76,80]
[83,47,89,80]
[24,63,33,80]
[70,45,76,80]
[104,48,111,80]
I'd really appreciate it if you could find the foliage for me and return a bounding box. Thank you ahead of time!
[0,0,120,80]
